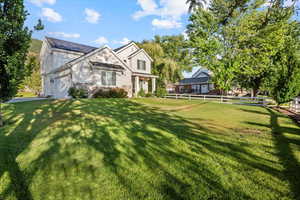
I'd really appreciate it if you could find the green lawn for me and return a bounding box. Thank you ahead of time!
[0,98,300,200]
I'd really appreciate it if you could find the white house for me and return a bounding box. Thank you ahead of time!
[40,37,157,98]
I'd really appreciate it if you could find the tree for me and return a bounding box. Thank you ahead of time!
[269,21,300,105]
[139,41,182,89]
[23,56,41,95]
[186,0,206,12]
[187,0,299,97]
[139,35,193,90]
[34,19,44,31]
[154,35,194,72]
[0,0,43,126]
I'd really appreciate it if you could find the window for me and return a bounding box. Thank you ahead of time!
[137,60,146,70]
[101,71,116,86]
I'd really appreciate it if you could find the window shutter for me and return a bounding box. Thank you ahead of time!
[112,72,116,86]
[101,71,106,86]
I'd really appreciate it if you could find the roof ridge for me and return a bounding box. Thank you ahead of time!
[113,41,135,52]
[46,37,97,49]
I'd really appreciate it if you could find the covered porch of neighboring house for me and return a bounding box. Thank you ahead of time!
[132,73,158,96]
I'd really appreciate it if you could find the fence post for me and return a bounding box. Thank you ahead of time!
[189,94,191,100]
[221,95,223,103]
[176,94,178,99]
[204,95,206,101]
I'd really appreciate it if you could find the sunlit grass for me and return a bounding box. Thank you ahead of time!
[0,98,300,200]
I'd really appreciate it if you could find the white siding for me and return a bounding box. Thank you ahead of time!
[129,51,152,74]
[71,48,133,97]
[115,43,139,70]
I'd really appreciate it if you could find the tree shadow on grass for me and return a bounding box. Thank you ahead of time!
[1,99,293,200]
[0,100,74,200]
[243,107,300,200]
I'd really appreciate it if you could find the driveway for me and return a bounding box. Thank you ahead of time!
[7,97,49,103]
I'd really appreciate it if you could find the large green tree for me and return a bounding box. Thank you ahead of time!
[269,21,300,105]
[187,0,299,99]
[0,0,41,126]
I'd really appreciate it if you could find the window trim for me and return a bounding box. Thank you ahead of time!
[137,60,146,70]
[101,71,116,86]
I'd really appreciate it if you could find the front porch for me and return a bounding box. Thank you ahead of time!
[132,72,158,96]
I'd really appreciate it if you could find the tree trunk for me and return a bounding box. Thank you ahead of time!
[251,88,259,97]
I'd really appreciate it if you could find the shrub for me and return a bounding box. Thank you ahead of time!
[108,88,128,98]
[155,88,167,97]
[138,89,146,97]
[93,88,128,98]
[68,87,88,99]
[145,92,153,97]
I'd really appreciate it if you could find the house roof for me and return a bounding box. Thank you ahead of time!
[178,77,210,85]
[90,61,125,71]
[113,42,134,52]
[192,68,211,78]
[128,49,154,62]
[46,37,97,54]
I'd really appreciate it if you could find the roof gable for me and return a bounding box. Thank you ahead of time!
[113,41,140,53]
[46,37,97,54]
[128,49,153,62]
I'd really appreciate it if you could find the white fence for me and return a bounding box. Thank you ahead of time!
[164,94,275,106]
[290,97,300,113]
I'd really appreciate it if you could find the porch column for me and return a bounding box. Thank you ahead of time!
[135,76,140,96]
[152,77,156,93]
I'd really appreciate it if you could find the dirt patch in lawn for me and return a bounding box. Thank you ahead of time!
[165,103,208,112]
[232,127,263,135]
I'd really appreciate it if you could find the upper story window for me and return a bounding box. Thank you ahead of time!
[137,60,146,70]
[101,71,116,86]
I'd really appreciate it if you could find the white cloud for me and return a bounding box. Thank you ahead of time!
[113,38,131,45]
[48,32,80,38]
[94,36,109,45]
[133,0,189,29]
[85,8,101,24]
[152,18,181,29]
[29,0,56,6]
[42,8,62,22]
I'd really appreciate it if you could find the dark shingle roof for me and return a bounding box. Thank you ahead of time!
[90,62,124,71]
[46,37,97,54]
[179,77,210,85]
[113,42,133,52]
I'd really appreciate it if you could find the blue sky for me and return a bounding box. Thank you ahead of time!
[25,0,190,48]
[25,0,195,77]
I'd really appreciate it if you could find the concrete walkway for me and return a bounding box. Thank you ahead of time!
[7,97,49,103]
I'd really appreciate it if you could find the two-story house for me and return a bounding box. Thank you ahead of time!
[40,37,157,98]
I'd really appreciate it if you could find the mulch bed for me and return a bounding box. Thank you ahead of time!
[273,107,300,127]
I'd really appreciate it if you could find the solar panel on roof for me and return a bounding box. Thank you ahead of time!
[46,37,97,54]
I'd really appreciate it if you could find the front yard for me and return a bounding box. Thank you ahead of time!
[0,98,300,200]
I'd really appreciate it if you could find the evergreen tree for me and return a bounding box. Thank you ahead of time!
[0,0,41,126]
